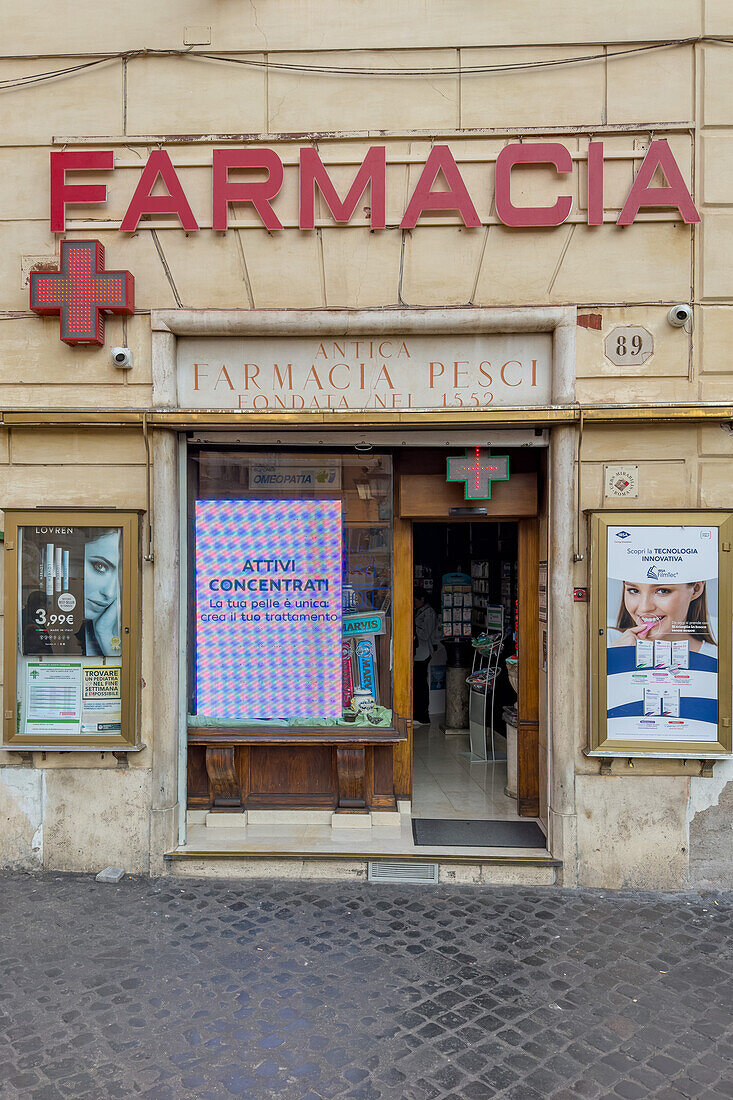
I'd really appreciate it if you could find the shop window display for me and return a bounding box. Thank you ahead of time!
[188,450,393,729]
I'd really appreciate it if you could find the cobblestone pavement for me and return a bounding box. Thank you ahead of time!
[0,874,731,1099]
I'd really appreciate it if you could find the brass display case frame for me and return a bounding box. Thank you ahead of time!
[2,510,141,750]
[588,510,733,758]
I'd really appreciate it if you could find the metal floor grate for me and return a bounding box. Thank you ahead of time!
[367,860,439,885]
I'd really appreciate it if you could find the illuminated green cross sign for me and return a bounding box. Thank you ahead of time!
[446,448,510,500]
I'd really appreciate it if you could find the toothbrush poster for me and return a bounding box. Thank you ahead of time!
[19,525,123,657]
[605,524,719,742]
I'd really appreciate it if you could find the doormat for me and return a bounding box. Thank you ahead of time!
[412,818,546,848]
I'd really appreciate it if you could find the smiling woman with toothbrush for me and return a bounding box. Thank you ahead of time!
[611,580,717,655]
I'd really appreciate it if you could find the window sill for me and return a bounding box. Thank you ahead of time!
[188,717,408,746]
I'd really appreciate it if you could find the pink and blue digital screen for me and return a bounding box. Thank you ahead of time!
[195,499,343,720]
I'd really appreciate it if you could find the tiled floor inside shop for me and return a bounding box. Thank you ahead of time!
[412,717,520,821]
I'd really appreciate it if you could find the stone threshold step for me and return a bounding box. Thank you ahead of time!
[163,853,560,885]
[201,809,402,830]
[165,848,560,866]
[190,804,412,830]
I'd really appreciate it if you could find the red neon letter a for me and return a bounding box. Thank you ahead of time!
[212,149,284,231]
[400,146,481,229]
[299,146,386,230]
[120,151,198,232]
[617,140,700,225]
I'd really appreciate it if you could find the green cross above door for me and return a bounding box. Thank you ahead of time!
[446,448,510,500]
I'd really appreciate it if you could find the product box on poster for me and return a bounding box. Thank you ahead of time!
[587,511,733,758]
[2,510,141,750]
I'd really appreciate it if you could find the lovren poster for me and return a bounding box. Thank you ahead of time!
[20,524,122,658]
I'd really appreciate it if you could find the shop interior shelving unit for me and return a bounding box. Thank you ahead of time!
[467,632,505,762]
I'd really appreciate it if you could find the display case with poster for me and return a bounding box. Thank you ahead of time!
[2,511,140,750]
[187,450,396,734]
[588,511,733,758]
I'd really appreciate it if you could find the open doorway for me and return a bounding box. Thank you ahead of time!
[412,520,530,824]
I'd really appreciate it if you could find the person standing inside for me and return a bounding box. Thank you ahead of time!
[413,586,440,727]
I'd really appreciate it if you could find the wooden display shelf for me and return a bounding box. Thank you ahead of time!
[188,714,408,746]
[187,717,409,815]
[344,521,390,528]
[188,727,407,745]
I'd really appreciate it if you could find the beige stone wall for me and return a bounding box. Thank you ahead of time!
[571,422,733,888]
[2,2,720,55]
[1,6,732,885]
[687,759,733,890]
[0,34,730,409]
[0,429,154,871]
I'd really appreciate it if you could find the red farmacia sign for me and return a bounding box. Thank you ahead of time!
[49,139,699,233]
[32,138,700,346]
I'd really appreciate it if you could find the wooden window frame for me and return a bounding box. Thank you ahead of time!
[186,448,404,741]
[2,509,141,751]
[588,509,733,758]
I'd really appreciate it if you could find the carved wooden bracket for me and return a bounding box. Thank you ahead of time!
[205,746,242,809]
[335,746,366,812]
[370,742,398,811]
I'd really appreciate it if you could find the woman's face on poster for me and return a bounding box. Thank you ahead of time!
[622,580,703,639]
[84,531,120,620]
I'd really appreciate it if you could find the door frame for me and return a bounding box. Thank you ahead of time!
[154,306,574,853]
[391,514,413,802]
[396,512,541,817]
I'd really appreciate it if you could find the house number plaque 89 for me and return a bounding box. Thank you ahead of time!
[604,326,654,367]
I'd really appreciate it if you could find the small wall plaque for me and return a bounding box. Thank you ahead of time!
[604,326,653,367]
[604,464,639,499]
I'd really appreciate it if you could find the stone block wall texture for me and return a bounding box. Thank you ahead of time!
[0,2,731,883]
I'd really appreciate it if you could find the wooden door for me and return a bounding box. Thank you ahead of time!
[391,514,413,800]
[517,518,540,816]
